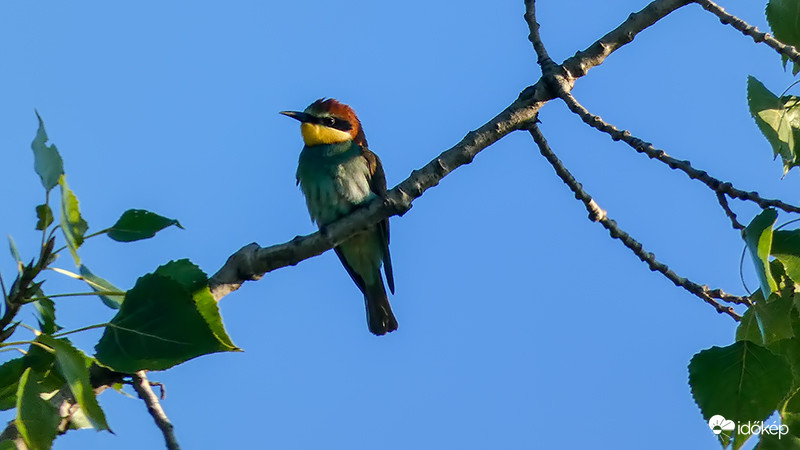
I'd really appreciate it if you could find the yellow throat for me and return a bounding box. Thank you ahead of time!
[300,122,353,146]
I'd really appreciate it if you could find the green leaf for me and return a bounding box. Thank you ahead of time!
[773,230,800,285]
[35,204,53,231]
[737,305,763,344]
[33,297,62,335]
[0,358,27,411]
[39,336,109,431]
[155,259,237,349]
[745,209,780,298]
[756,294,796,345]
[15,368,59,450]
[79,265,124,309]
[58,175,88,266]
[107,209,183,242]
[689,341,793,449]
[783,387,800,439]
[747,76,800,174]
[772,259,797,298]
[23,342,54,374]
[95,264,239,372]
[756,433,800,449]
[767,0,800,54]
[30,111,65,192]
[776,337,800,389]
[7,235,22,270]
[22,340,64,396]
[0,441,18,450]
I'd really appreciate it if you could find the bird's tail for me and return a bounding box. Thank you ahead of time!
[364,278,398,336]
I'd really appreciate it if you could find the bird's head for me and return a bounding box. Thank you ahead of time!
[280,98,368,147]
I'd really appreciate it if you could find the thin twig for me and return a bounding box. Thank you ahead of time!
[208,0,696,300]
[523,1,800,217]
[716,192,746,231]
[706,287,751,306]
[524,0,553,66]
[150,381,166,400]
[132,371,180,450]
[561,0,694,80]
[527,122,741,320]
[526,0,750,309]
[0,1,729,445]
[694,0,800,66]
[557,90,800,215]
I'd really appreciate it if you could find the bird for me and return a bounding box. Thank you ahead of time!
[280,99,398,335]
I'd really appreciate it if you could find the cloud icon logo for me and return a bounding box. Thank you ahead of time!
[708,415,736,435]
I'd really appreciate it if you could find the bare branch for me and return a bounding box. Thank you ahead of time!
[561,0,693,80]
[211,0,695,301]
[706,287,751,306]
[210,93,547,300]
[716,192,746,231]
[132,371,180,450]
[527,122,741,320]
[524,0,554,66]
[2,0,755,445]
[694,0,800,65]
[555,89,800,215]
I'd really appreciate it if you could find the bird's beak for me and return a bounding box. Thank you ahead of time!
[279,111,313,123]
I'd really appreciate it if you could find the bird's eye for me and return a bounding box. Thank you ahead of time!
[324,117,336,127]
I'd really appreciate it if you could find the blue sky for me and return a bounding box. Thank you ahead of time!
[0,0,795,449]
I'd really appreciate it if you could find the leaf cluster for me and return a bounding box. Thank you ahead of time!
[690,210,800,449]
[0,114,237,449]
[747,0,800,175]
[690,5,800,448]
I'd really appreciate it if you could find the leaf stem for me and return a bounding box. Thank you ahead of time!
[82,228,111,240]
[48,267,120,292]
[52,322,111,338]
[26,291,125,303]
[779,79,800,99]
[0,340,53,353]
[25,291,125,303]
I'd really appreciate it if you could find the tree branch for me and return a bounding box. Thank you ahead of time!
[527,122,742,320]
[132,371,180,450]
[561,0,693,80]
[556,89,800,215]
[210,91,547,300]
[524,0,554,66]
[716,192,746,231]
[694,0,800,65]
[527,0,751,310]
[1,0,750,446]
[210,0,693,302]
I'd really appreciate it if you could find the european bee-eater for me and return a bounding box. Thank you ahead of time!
[280,99,398,335]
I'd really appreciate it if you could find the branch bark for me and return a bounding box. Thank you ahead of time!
[132,371,180,450]
[561,0,693,80]
[525,0,752,313]
[527,122,742,320]
[694,0,800,65]
[210,0,692,301]
[2,0,754,447]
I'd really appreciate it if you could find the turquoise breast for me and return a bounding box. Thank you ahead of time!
[297,141,375,226]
